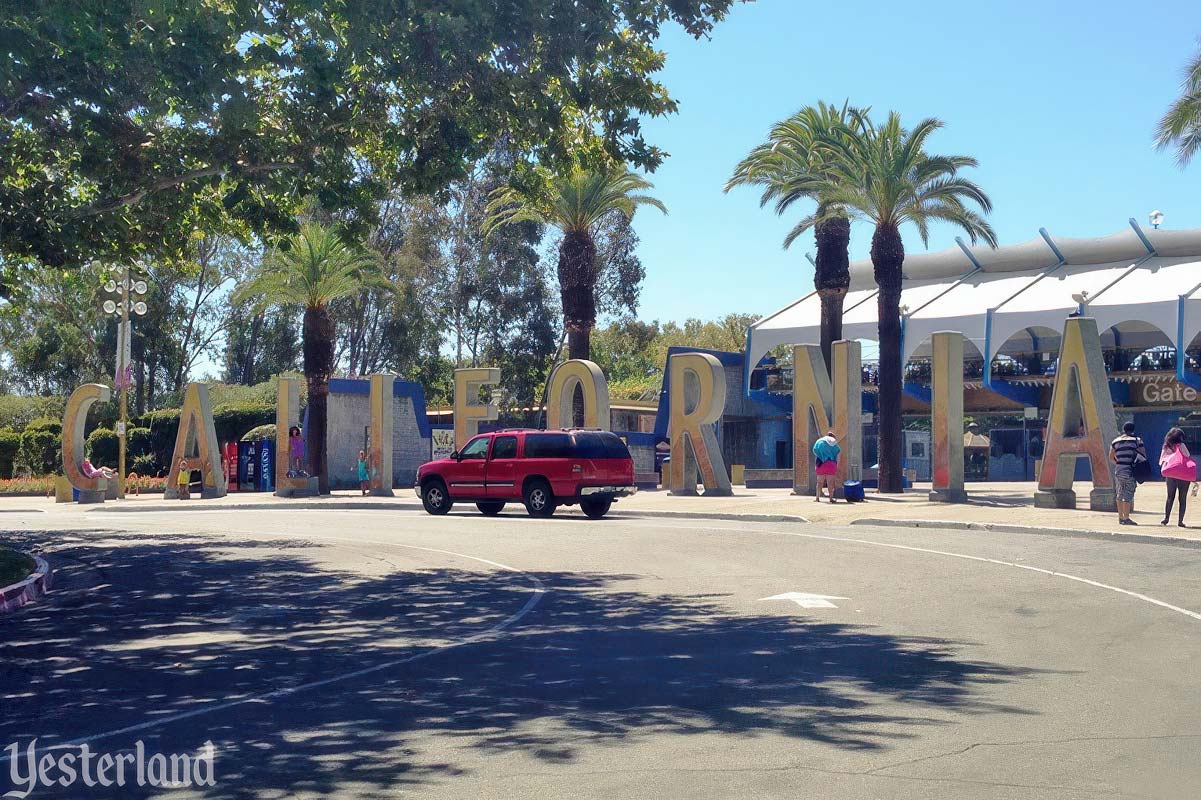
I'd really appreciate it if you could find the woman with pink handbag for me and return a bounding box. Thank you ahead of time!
[1159,427,1196,527]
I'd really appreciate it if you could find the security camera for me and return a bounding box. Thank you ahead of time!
[1149,210,1165,229]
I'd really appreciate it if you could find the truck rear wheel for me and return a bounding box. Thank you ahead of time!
[581,497,613,519]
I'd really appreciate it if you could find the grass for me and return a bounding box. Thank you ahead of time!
[0,547,36,588]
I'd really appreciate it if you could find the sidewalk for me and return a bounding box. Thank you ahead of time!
[3,481,1199,544]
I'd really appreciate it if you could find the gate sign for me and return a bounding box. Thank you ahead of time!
[432,429,456,461]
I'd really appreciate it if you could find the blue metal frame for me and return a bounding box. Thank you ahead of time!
[1129,217,1156,256]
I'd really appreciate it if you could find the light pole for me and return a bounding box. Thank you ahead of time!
[102,265,148,498]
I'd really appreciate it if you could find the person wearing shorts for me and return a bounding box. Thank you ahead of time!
[812,430,841,503]
[1110,421,1145,525]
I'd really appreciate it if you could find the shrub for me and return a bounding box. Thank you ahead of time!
[136,410,180,467]
[85,427,119,467]
[214,403,275,445]
[18,429,60,475]
[241,424,276,442]
[0,429,19,479]
[24,417,62,435]
[131,453,158,476]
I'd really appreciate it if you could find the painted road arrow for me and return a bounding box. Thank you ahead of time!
[759,592,849,609]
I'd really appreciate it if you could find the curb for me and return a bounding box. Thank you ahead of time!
[614,509,809,524]
[0,554,52,614]
[849,517,1201,548]
[88,500,423,513]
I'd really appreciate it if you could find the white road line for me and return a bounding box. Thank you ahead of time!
[124,509,1201,622]
[624,519,1201,623]
[1,537,545,759]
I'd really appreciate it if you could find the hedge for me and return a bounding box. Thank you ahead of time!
[241,424,276,442]
[24,417,62,435]
[85,426,155,473]
[0,429,19,479]
[85,427,118,466]
[214,404,275,444]
[134,403,274,466]
[18,429,60,475]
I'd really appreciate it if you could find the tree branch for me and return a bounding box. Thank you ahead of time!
[68,162,300,219]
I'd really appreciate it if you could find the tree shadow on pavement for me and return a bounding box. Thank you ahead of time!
[1,529,1049,798]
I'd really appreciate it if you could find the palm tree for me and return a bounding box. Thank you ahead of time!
[1155,43,1201,166]
[726,101,861,373]
[484,164,666,360]
[785,111,996,493]
[233,222,386,493]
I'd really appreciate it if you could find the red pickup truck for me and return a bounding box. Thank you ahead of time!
[416,429,636,519]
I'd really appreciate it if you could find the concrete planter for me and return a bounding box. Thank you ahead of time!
[0,554,52,614]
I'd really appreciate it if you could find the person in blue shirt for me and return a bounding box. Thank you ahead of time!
[357,449,371,496]
[812,431,841,503]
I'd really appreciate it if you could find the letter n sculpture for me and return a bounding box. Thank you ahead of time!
[667,352,732,496]
[1034,317,1118,511]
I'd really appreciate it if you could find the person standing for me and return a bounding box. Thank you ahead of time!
[176,457,191,500]
[1109,421,1146,525]
[289,426,306,476]
[812,430,841,504]
[1160,427,1195,528]
[357,450,371,496]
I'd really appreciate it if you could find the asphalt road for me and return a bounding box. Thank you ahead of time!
[3,506,1201,799]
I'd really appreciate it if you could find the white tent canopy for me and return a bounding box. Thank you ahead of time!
[745,225,1201,391]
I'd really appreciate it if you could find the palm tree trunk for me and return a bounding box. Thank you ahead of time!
[558,230,598,361]
[814,214,851,375]
[871,223,905,494]
[303,304,336,494]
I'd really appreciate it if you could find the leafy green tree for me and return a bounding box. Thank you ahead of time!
[1156,44,1201,166]
[484,165,665,360]
[793,111,995,492]
[222,303,302,387]
[233,222,387,493]
[0,264,108,395]
[1,0,734,290]
[335,194,446,379]
[727,102,862,373]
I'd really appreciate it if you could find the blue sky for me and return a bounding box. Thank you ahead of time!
[632,0,1201,325]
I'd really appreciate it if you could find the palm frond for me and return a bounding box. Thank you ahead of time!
[233,222,386,312]
[1156,42,1201,166]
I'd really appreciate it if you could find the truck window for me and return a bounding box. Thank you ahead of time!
[524,433,573,458]
[491,436,517,459]
[459,436,490,460]
[573,432,632,459]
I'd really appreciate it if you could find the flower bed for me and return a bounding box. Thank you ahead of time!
[0,548,36,588]
[0,475,167,496]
